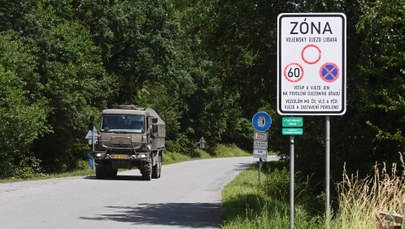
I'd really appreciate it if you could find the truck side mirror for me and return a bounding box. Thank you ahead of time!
[152,124,158,133]
[152,117,158,124]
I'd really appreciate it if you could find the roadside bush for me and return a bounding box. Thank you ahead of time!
[11,155,43,179]
[262,168,289,199]
[262,161,323,215]
[166,134,199,157]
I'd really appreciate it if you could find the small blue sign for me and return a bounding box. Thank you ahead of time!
[252,112,272,132]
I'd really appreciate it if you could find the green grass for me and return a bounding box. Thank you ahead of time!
[214,144,251,157]
[222,157,405,229]
[0,168,94,183]
[1,144,250,183]
[163,151,194,164]
[163,144,247,164]
[221,161,323,229]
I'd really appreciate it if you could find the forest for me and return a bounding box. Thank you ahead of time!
[0,0,403,183]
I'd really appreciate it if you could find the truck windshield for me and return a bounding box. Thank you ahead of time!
[101,114,145,133]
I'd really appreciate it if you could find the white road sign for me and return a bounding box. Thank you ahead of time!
[277,13,346,116]
[85,127,99,145]
[253,149,267,160]
[254,132,268,141]
[254,141,268,149]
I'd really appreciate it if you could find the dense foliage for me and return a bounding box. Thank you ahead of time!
[0,0,403,181]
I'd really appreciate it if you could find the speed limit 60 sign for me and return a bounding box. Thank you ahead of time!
[284,63,304,82]
[277,13,346,116]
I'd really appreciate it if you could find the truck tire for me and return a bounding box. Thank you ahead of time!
[152,154,162,179]
[142,161,152,181]
[104,162,117,178]
[96,162,116,179]
[108,168,118,177]
[95,166,106,179]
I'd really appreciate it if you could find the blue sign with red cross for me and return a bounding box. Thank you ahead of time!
[320,63,340,83]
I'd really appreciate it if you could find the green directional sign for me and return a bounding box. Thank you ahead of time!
[282,128,303,135]
[282,117,303,127]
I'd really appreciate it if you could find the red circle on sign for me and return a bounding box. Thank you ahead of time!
[301,44,321,65]
[283,63,304,83]
[319,62,340,83]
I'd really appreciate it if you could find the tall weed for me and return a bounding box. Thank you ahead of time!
[333,154,405,228]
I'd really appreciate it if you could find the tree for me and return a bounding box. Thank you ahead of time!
[78,0,197,142]
[21,2,112,171]
[0,35,48,178]
[356,0,405,161]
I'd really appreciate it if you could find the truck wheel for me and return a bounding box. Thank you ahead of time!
[142,161,152,181]
[103,162,116,178]
[95,166,105,179]
[109,168,118,177]
[152,155,162,179]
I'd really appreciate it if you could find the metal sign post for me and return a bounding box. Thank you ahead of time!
[252,112,272,184]
[85,117,98,171]
[88,116,95,152]
[259,158,263,183]
[91,128,94,152]
[289,135,295,229]
[85,127,99,150]
[325,116,331,229]
[281,117,303,229]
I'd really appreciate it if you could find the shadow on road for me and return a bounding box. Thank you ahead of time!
[236,161,254,171]
[80,202,223,228]
[84,174,147,181]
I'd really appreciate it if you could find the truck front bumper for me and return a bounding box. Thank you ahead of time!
[93,151,152,169]
[93,151,151,161]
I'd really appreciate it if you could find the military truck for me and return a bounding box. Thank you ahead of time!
[92,105,165,180]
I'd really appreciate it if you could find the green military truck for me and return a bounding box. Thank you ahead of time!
[92,105,165,180]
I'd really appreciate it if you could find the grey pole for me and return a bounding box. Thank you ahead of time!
[90,116,95,153]
[258,158,262,184]
[91,127,95,153]
[290,135,295,229]
[325,116,331,229]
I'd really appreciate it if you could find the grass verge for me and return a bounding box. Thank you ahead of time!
[222,155,405,229]
[221,160,323,229]
[1,143,249,183]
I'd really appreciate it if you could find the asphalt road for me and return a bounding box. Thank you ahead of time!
[0,156,276,229]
